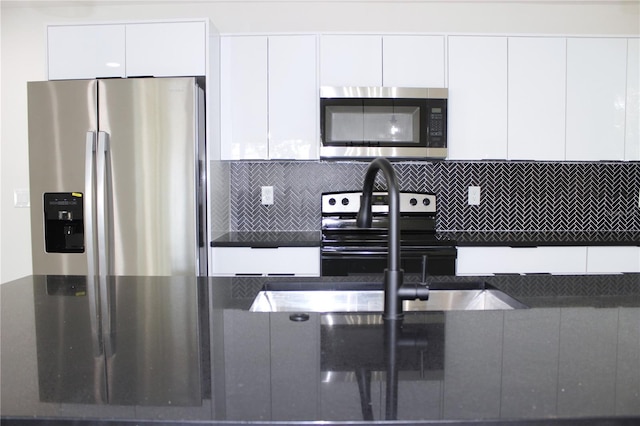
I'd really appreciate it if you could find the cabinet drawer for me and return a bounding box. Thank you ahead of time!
[587,247,640,273]
[211,247,320,276]
[457,246,587,275]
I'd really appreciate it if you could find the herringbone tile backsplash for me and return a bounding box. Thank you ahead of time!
[220,160,639,233]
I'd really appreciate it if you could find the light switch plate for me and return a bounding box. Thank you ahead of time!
[468,186,481,206]
[14,189,30,208]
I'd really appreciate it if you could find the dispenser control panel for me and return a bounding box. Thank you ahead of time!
[43,192,84,253]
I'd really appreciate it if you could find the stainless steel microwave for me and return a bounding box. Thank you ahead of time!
[320,86,448,160]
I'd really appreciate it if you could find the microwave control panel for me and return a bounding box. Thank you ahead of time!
[426,99,447,148]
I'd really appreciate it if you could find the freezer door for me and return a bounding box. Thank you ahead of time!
[28,80,98,275]
[98,78,203,276]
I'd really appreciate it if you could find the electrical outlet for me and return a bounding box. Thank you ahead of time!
[468,186,481,206]
[261,186,274,205]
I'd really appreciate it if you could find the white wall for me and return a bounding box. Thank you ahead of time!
[1,0,639,283]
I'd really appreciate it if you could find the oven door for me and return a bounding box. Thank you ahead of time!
[321,246,457,277]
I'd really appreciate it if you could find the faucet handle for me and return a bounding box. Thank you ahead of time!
[420,254,428,286]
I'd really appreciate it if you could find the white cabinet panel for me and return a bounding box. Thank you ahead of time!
[382,36,445,87]
[268,35,318,160]
[220,36,268,160]
[447,36,508,160]
[508,37,566,160]
[211,247,320,276]
[566,38,628,161]
[626,38,640,161]
[48,25,126,80]
[586,246,640,273]
[125,22,206,77]
[320,35,382,87]
[456,246,587,275]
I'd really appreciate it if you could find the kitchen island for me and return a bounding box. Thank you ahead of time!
[1,274,639,425]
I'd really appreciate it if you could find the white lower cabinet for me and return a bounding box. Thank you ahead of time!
[456,246,588,275]
[586,246,640,273]
[211,247,320,277]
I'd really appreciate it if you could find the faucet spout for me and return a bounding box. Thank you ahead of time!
[357,157,404,320]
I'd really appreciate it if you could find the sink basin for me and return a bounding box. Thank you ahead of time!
[249,282,528,313]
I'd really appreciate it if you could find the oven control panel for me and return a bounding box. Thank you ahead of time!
[322,191,437,215]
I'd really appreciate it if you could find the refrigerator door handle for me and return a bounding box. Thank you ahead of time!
[85,131,98,278]
[96,131,116,359]
[85,131,105,360]
[96,131,111,277]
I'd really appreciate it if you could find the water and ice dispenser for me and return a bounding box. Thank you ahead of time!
[43,192,84,253]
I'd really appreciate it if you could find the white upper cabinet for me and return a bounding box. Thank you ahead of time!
[447,36,508,160]
[382,36,445,87]
[320,35,382,86]
[268,35,318,160]
[320,35,446,88]
[48,25,126,79]
[220,35,318,160]
[220,36,268,160]
[508,37,567,161]
[626,38,640,161]
[48,21,208,80]
[125,22,206,77]
[566,38,628,161]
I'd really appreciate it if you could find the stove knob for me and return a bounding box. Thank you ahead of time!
[341,197,350,206]
[328,198,336,206]
[423,198,431,206]
[410,198,418,206]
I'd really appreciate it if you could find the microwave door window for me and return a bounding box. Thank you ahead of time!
[325,105,365,143]
[363,105,419,143]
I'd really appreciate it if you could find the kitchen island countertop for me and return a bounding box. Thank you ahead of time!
[1,273,639,425]
[209,230,640,248]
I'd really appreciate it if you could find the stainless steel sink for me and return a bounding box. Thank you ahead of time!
[249,285,527,313]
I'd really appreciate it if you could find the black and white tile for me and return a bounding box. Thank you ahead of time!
[225,160,640,236]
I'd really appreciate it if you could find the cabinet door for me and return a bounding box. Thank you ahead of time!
[586,246,640,273]
[447,36,508,160]
[220,36,268,160]
[626,38,640,161]
[566,38,628,160]
[508,37,566,160]
[268,36,318,160]
[382,36,445,87]
[320,35,382,87]
[48,25,126,80]
[125,22,206,77]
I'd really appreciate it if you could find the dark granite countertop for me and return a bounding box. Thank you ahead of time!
[2,274,639,425]
[440,230,640,247]
[209,230,639,248]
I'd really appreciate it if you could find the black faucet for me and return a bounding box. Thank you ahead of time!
[357,157,429,320]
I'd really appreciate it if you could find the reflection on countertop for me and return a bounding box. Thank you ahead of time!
[1,274,639,425]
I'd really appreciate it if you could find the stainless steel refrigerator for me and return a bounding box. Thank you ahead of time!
[28,77,208,276]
